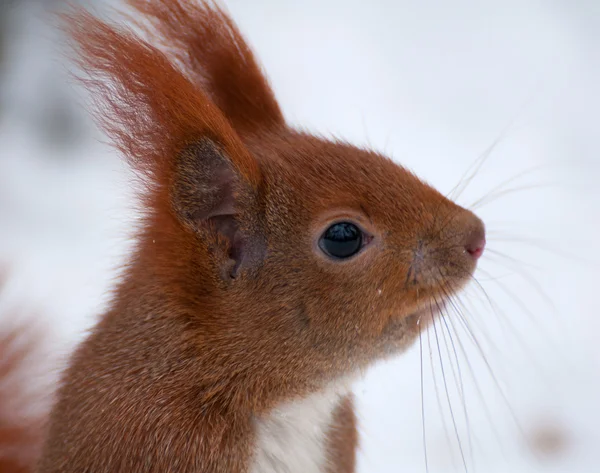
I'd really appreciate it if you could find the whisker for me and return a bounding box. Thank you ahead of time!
[469,183,553,210]
[452,294,528,447]
[486,234,598,266]
[432,295,469,473]
[427,301,458,469]
[448,93,535,204]
[477,269,576,376]
[467,277,515,343]
[444,304,509,462]
[465,164,548,208]
[479,254,559,322]
[448,129,509,202]
[419,316,430,473]
[472,271,515,282]
[446,280,502,355]
[439,309,476,471]
[474,271,558,388]
[484,248,542,271]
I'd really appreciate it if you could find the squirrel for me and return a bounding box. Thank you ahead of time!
[1,1,487,472]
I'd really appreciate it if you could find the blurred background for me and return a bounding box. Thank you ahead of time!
[0,0,598,472]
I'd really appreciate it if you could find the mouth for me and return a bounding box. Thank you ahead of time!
[398,294,452,336]
[405,305,439,333]
[378,300,447,355]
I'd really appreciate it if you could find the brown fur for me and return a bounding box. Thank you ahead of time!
[31,1,486,472]
[325,395,358,473]
[0,271,45,473]
[0,328,45,473]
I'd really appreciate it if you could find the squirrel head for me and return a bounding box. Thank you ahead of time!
[69,0,485,407]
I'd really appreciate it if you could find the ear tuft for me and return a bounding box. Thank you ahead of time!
[128,0,285,135]
[66,4,269,279]
[65,5,262,193]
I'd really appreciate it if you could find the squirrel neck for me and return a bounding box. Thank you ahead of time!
[101,228,329,418]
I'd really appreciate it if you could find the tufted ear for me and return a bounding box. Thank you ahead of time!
[172,139,266,279]
[67,5,267,279]
[129,0,285,136]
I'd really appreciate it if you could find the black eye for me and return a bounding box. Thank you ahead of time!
[319,222,363,259]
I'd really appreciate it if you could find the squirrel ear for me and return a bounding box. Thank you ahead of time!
[172,139,265,280]
[67,8,266,278]
[129,0,285,135]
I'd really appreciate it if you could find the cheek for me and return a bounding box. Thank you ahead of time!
[302,290,371,335]
[360,285,431,339]
[307,291,392,340]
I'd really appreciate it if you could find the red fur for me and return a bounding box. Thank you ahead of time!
[128,0,285,134]
[67,4,262,195]
[0,327,45,473]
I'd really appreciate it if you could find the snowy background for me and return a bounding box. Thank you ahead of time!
[0,0,599,472]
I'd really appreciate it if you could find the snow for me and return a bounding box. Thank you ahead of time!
[0,0,599,472]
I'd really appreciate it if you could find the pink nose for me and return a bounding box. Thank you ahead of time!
[465,227,486,260]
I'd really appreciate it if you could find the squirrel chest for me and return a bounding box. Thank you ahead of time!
[251,384,350,473]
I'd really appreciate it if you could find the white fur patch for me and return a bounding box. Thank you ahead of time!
[250,384,351,473]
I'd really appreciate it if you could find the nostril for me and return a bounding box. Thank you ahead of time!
[465,227,486,260]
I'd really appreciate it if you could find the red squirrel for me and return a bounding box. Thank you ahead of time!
[3,1,487,472]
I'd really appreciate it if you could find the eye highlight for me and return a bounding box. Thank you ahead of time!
[319,222,363,259]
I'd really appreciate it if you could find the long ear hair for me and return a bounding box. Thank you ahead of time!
[128,0,285,135]
[66,3,276,275]
[65,2,271,199]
